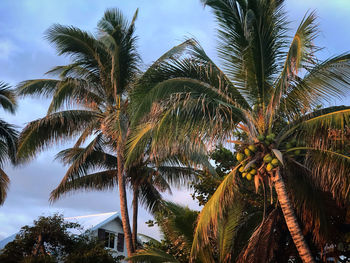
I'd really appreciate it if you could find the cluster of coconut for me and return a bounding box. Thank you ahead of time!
[236,133,281,181]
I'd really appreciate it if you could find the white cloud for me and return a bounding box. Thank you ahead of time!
[0,38,18,60]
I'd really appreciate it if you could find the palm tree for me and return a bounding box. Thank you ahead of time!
[16,8,140,255]
[126,200,261,263]
[129,1,350,262]
[49,145,199,250]
[0,82,18,205]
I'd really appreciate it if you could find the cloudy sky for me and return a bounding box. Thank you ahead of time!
[1,0,350,241]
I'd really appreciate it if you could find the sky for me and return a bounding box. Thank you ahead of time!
[1,0,350,241]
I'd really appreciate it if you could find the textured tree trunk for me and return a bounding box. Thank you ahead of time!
[117,148,134,256]
[273,169,315,263]
[132,187,139,250]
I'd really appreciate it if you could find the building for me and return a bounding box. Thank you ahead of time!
[0,211,129,261]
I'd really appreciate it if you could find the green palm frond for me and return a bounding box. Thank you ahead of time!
[17,110,99,162]
[160,202,198,247]
[216,202,246,263]
[17,79,60,98]
[201,0,287,105]
[281,54,350,118]
[191,166,240,260]
[276,105,350,146]
[55,144,117,182]
[46,78,104,114]
[98,8,141,96]
[50,169,117,202]
[0,168,10,205]
[137,180,165,213]
[269,11,318,119]
[126,247,180,263]
[45,24,106,69]
[0,119,18,165]
[0,82,17,113]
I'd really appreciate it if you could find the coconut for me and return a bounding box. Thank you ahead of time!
[263,154,272,163]
[271,158,279,167]
[266,163,274,171]
[257,134,265,141]
[250,169,257,175]
[248,145,257,152]
[236,153,245,162]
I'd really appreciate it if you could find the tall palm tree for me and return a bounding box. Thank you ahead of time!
[0,82,18,205]
[49,145,199,250]
[16,8,140,255]
[129,1,350,262]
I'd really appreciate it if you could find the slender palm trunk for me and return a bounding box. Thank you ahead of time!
[273,169,315,263]
[132,187,139,250]
[117,147,134,256]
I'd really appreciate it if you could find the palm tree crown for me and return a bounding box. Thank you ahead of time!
[129,0,350,262]
[17,8,140,256]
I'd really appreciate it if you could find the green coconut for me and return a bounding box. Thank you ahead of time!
[263,154,272,163]
[257,134,265,141]
[266,163,274,172]
[236,153,245,162]
[271,158,279,167]
[250,169,257,175]
[248,145,257,152]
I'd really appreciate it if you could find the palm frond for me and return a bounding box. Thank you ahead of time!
[0,119,18,165]
[17,110,98,162]
[269,11,318,120]
[281,53,350,119]
[0,168,10,205]
[236,208,282,263]
[50,169,117,202]
[0,82,17,113]
[126,247,180,263]
[16,79,60,98]
[98,8,141,95]
[216,201,245,263]
[202,0,287,105]
[46,78,103,114]
[191,166,240,260]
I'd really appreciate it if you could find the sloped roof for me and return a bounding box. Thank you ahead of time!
[0,233,16,250]
[65,211,121,234]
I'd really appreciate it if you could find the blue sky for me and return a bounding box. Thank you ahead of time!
[0,0,350,240]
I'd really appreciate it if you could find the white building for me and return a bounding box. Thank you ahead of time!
[0,211,129,261]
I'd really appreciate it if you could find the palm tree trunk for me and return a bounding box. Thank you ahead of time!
[117,148,134,256]
[132,187,139,250]
[273,169,315,263]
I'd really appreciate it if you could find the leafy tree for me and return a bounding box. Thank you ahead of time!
[0,82,18,205]
[191,145,235,205]
[0,214,118,263]
[129,1,350,262]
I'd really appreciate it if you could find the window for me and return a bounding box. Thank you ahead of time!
[97,228,123,251]
[104,231,115,249]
